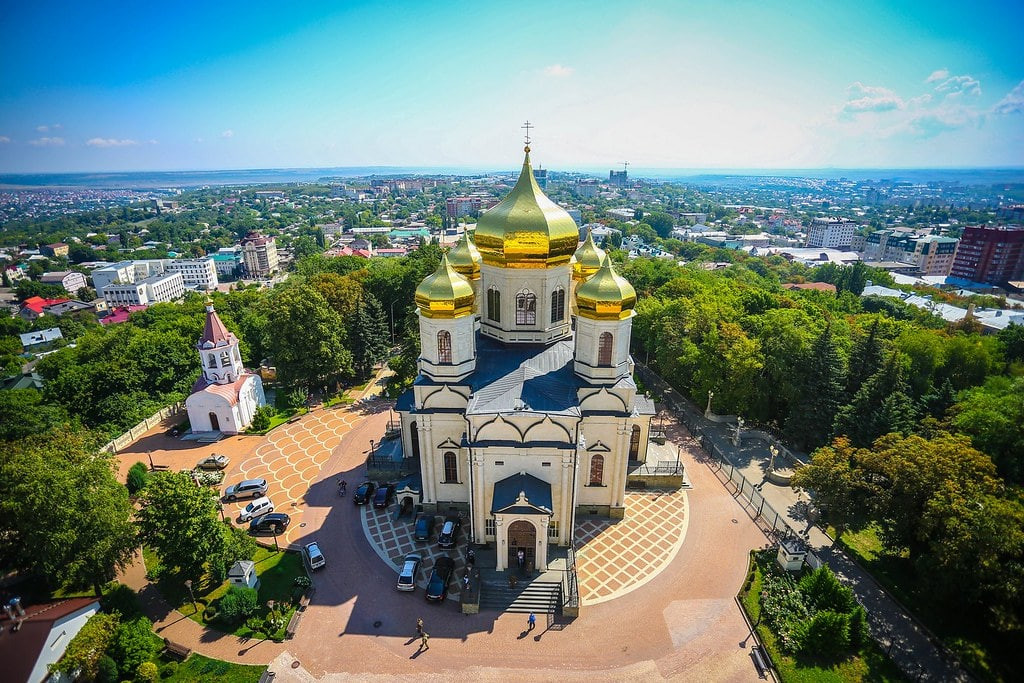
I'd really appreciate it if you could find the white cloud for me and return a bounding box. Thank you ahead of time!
[933,74,981,97]
[86,137,139,148]
[840,82,903,116]
[28,137,65,146]
[993,80,1024,115]
[0,136,10,143]
[221,129,234,138]
[542,64,574,78]
[926,69,949,83]
[35,123,61,132]
[904,107,979,137]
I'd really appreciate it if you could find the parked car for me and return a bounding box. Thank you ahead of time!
[304,542,325,570]
[239,496,274,522]
[438,514,461,548]
[373,483,394,509]
[425,556,455,601]
[196,453,230,470]
[224,478,268,501]
[249,512,290,535]
[397,553,422,592]
[352,481,376,505]
[413,515,435,541]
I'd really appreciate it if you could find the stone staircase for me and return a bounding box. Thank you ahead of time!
[479,574,562,615]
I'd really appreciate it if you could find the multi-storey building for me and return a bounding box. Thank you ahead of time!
[446,195,496,218]
[241,232,279,278]
[950,225,1024,284]
[911,236,959,276]
[805,217,856,249]
[40,270,88,294]
[166,258,218,291]
[101,272,184,307]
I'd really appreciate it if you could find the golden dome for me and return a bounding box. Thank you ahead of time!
[572,227,606,282]
[474,148,579,269]
[415,253,475,319]
[447,230,481,280]
[576,256,637,320]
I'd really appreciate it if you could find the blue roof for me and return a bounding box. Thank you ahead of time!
[491,472,553,515]
[394,472,422,494]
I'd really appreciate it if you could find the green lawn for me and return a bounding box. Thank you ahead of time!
[163,654,265,683]
[144,545,305,641]
[833,526,1010,682]
[738,551,905,683]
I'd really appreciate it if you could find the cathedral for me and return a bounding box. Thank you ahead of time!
[396,143,655,571]
[185,299,267,435]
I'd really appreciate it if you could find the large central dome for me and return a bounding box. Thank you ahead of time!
[474,147,580,269]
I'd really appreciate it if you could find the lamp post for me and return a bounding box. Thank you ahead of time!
[147,450,154,470]
[271,525,280,553]
[184,579,197,615]
[389,300,398,344]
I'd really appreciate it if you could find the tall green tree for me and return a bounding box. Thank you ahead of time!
[833,353,915,447]
[347,292,390,379]
[845,319,883,399]
[950,376,1024,484]
[791,438,873,539]
[0,428,136,594]
[136,471,225,579]
[266,285,351,392]
[786,325,846,451]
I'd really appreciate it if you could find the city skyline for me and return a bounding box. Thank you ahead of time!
[1,0,1023,173]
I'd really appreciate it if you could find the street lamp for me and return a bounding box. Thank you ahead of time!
[271,525,280,553]
[184,579,197,614]
[147,450,154,470]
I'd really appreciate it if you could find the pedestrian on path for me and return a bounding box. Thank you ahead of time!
[517,549,525,571]
[416,617,423,636]
[528,612,536,631]
[420,632,430,650]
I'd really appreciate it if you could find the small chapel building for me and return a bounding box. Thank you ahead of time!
[396,143,655,571]
[185,299,266,434]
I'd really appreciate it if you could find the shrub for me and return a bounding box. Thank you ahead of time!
[285,387,308,410]
[101,584,143,620]
[159,662,178,679]
[50,612,119,680]
[249,405,275,432]
[218,586,259,622]
[108,616,159,677]
[245,615,266,635]
[848,605,870,648]
[126,462,149,496]
[97,656,118,683]
[798,566,856,614]
[137,661,159,683]
[293,575,312,589]
[800,610,851,657]
[204,605,218,621]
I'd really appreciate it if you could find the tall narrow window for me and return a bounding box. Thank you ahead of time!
[598,332,613,366]
[437,330,452,364]
[516,291,536,325]
[550,288,565,322]
[589,454,604,486]
[410,421,420,460]
[487,288,501,322]
[443,451,458,483]
[208,353,217,368]
[629,424,641,460]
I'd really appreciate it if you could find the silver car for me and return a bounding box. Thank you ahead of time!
[224,478,268,501]
[397,553,421,592]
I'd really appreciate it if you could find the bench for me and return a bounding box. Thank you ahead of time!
[150,464,169,471]
[298,587,315,610]
[285,611,302,638]
[258,671,276,683]
[287,416,302,424]
[751,645,769,679]
[163,638,192,660]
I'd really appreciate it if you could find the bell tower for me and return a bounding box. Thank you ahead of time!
[573,256,637,384]
[198,298,244,385]
[415,254,477,382]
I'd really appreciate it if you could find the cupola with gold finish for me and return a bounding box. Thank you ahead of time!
[415,253,475,319]
[575,255,637,320]
[474,146,579,269]
[571,227,606,282]
[447,230,482,280]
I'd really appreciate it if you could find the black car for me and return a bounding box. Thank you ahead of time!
[438,514,461,548]
[352,481,376,505]
[249,512,291,535]
[413,514,435,541]
[373,483,394,509]
[425,556,455,602]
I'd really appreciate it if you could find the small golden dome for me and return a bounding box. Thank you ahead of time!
[572,227,606,282]
[576,256,637,320]
[474,148,579,269]
[415,253,475,319]
[447,230,481,280]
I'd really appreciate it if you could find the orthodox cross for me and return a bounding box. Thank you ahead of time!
[522,120,533,145]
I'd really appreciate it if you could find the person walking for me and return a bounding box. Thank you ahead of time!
[420,632,430,650]
[517,549,525,571]
[528,612,536,631]
[416,617,423,636]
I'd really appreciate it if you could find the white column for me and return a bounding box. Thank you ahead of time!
[538,517,549,571]
[471,451,485,543]
[421,417,436,504]
[560,454,574,546]
[613,421,630,507]
[495,516,506,571]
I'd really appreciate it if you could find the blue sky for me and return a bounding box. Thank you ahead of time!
[1,0,1022,172]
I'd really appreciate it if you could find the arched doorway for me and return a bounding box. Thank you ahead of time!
[409,421,420,460]
[507,520,537,572]
[629,424,642,460]
[209,412,220,431]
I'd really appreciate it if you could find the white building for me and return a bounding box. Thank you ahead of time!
[0,597,100,683]
[396,146,654,573]
[166,257,219,290]
[805,217,857,249]
[185,300,266,434]
[241,232,279,278]
[102,272,184,307]
[40,270,88,294]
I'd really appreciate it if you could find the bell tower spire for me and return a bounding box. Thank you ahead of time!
[198,298,244,385]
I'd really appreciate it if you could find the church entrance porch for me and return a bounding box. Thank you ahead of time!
[507,520,536,573]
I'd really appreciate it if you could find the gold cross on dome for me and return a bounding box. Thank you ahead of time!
[522,120,533,145]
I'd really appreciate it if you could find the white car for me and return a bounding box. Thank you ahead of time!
[397,553,421,592]
[239,496,274,522]
[305,542,326,570]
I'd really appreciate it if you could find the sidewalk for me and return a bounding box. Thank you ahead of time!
[638,364,969,682]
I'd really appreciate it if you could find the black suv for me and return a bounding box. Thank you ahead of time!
[438,514,461,548]
[414,514,435,541]
[249,512,291,535]
[353,481,376,505]
[373,483,394,509]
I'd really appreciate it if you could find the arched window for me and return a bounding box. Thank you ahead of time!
[437,330,452,364]
[589,454,604,486]
[516,290,537,325]
[487,288,501,322]
[550,288,565,322]
[598,332,614,366]
[443,451,458,483]
[409,421,420,460]
[629,425,642,460]
[220,351,231,367]
[208,353,217,368]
